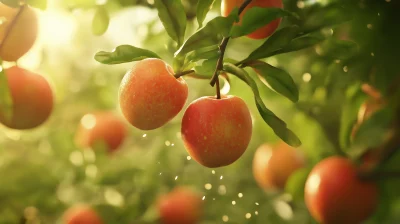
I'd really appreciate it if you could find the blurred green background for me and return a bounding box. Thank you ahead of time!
[1,0,400,223]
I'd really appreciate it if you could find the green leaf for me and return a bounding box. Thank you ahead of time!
[186,45,219,62]
[154,0,187,46]
[0,65,13,123]
[302,4,353,33]
[92,6,110,36]
[63,0,96,9]
[175,8,238,57]
[318,38,359,60]
[247,61,299,102]
[94,45,161,64]
[0,0,19,7]
[193,56,219,79]
[223,63,301,147]
[27,0,47,10]
[285,168,310,202]
[273,34,324,55]
[351,108,393,151]
[339,85,366,149]
[230,7,294,38]
[245,25,300,62]
[196,0,215,28]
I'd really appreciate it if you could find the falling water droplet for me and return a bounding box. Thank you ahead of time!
[245,213,252,219]
[212,170,215,174]
[187,156,191,160]
[238,193,243,198]
[202,196,206,200]
[220,175,223,180]
[218,185,227,195]
[205,183,212,190]
[142,134,147,137]
[165,141,171,146]
[222,215,229,222]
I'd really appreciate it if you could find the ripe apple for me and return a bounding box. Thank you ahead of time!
[63,205,103,224]
[119,58,188,130]
[221,0,283,39]
[181,95,252,168]
[305,156,378,224]
[157,187,203,224]
[0,4,38,61]
[253,141,306,191]
[0,66,53,129]
[75,112,127,153]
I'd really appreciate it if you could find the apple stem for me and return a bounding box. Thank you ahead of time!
[0,4,26,54]
[216,75,221,99]
[209,0,253,88]
[174,69,194,79]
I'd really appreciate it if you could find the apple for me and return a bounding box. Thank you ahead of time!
[119,58,188,130]
[0,66,53,129]
[253,141,306,191]
[0,4,38,61]
[157,187,203,224]
[75,112,127,153]
[221,0,283,39]
[181,95,252,168]
[63,205,103,224]
[305,156,378,224]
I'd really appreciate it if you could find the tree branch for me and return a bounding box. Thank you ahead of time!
[209,0,253,94]
[174,70,194,79]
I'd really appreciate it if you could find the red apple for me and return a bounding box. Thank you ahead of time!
[221,0,283,39]
[181,95,252,168]
[75,112,127,153]
[305,156,378,224]
[0,66,53,129]
[0,4,38,61]
[253,141,306,191]
[157,187,203,224]
[63,205,103,224]
[119,58,188,130]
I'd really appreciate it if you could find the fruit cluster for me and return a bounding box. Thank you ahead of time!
[0,4,53,130]
[0,1,385,224]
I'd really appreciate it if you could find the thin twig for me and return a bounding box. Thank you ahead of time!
[174,70,194,79]
[209,0,253,89]
[359,170,400,181]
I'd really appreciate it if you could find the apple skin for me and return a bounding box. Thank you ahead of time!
[0,66,53,129]
[181,95,252,168]
[305,156,379,224]
[157,187,203,224]
[253,141,306,191]
[119,58,188,130]
[75,112,127,153]
[63,205,103,224]
[221,0,283,39]
[0,4,38,61]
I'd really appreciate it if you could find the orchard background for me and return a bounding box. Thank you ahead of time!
[0,0,400,223]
